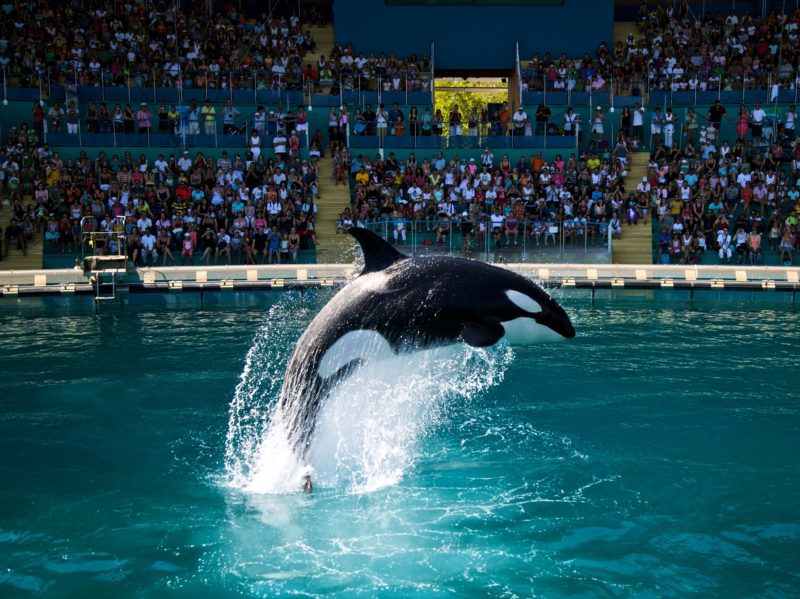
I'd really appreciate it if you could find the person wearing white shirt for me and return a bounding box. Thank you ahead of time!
[267,199,281,215]
[512,107,527,137]
[490,208,505,242]
[249,130,262,161]
[141,228,157,264]
[785,105,796,138]
[154,155,167,174]
[137,211,153,230]
[751,103,766,144]
[481,148,494,168]
[737,168,752,188]
[679,180,691,201]
[478,167,491,186]
[632,104,644,144]
[663,108,676,146]
[177,152,192,172]
[717,229,733,263]
[272,132,287,158]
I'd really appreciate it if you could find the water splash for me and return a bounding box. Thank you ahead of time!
[223,299,311,492]
[307,343,513,493]
[224,298,513,495]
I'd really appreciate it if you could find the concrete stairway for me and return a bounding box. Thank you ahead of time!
[613,21,643,47]
[313,156,355,263]
[0,207,43,270]
[308,25,335,63]
[612,152,653,264]
[306,24,336,97]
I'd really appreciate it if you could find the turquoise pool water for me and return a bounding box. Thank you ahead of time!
[1,297,799,598]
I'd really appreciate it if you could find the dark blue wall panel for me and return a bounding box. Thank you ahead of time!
[334,0,613,70]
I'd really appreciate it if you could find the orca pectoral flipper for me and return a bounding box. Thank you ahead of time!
[462,318,505,347]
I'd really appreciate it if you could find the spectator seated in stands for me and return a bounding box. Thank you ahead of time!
[344,144,629,250]
[0,115,324,265]
[0,3,315,94]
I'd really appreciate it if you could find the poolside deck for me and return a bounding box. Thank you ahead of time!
[1,263,799,301]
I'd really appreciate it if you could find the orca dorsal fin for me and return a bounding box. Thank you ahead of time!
[349,227,406,273]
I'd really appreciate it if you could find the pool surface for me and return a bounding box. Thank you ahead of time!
[1,296,799,598]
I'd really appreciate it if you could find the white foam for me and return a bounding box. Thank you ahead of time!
[224,311,513,495]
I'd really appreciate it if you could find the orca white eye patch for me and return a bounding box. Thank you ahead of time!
[505,289,542,314]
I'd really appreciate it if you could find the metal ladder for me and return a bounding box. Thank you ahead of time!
[80,218,128,303]
[92,271,118,301]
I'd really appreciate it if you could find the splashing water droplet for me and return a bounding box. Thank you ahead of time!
[224,298,513,494]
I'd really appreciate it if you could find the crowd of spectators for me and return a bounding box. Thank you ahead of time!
[0,0,431,97]
[0,0,317,91]
[522,2,800,96]
[632,2,800,94]
[346,101,565,141]
[0,120,322,265]
[635,102,800,265]
[592,92,800,265]
[5,0,800,266]
[338,92,800,264]
[341,145,625,250]
[306,42,432,94]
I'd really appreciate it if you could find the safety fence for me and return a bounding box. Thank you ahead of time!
[14,67,800,110]
[1,69,434,108]
[362,218,612,257]
[348,119,579,150]
[519,67,800,106]
[36,116,310,150]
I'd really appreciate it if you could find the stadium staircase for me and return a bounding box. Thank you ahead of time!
[612,151,653,264]
[313,156,355,263]
[613,21,642,46]
[0,209,43,270]
[308,25,335,67]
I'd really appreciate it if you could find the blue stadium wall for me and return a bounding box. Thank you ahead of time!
[333,0,614,71]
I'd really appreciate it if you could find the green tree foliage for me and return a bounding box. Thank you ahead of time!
[434,80,507,137]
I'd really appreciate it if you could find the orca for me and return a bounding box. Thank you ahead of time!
[278,227,575,462]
